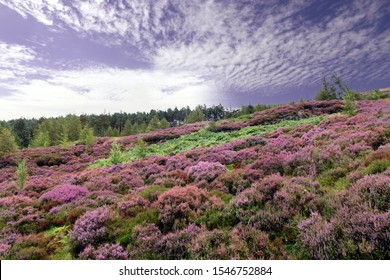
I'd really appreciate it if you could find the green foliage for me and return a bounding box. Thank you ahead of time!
[63,114,82,142]
[343,87,356,116]
[15,160,27,191]
[105,126,120,137]
[109,142,123,165]
[148,116,160,131]
[91,115,326,168]
[30,119,63,147]
[133,137,148,159]
[185,106,205,124]
[160,118,170,129]
[370,90,381,100]
[0,127,18,157]
[114,209,159,247]
[80,126,96,149]
[315,73,351,101]
[138,185,170,202]
[121,120,133,136]
[206,120,216,132]
[362,159,390,176]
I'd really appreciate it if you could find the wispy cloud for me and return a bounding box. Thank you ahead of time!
[0,0,389,119]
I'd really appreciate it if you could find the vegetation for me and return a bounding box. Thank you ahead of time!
[15,160,27,191]
[0,95,389,261]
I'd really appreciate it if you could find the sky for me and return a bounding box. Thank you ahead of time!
[0,0,389,120]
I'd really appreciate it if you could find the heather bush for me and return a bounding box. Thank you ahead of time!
[14,214,49,234]
[40,185,89,205]
[230,224,271,259]
[8,233,54,260]
[189,228,230,259]
[154,185,209,229]
[79,243,128,260]
[216,169,251,195]
[187,161,226,183]
[117,195,150,217]
[297,212,340,259]
[69,206,112,253]
[336,207,390,257]
[348,175,390,212]
[130,223,162,259]
[155,224,202,259]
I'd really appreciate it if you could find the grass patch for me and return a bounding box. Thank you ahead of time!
[91,116,327,168]
[362,159,390,175]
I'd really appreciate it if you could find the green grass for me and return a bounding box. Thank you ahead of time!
[91,115,327,168]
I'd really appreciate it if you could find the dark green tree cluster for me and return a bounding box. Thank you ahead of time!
[0,103,278,150]
[315,73,355,101]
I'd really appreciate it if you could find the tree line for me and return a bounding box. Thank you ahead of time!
[0,103,272,152]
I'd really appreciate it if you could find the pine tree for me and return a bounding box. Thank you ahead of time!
[185,107,205,124]
[160,118,170,129]
[0,127,18,157]
[80,126,96,149]
[15,160,27,190]
[122,120,133,136]
[64,114,82,142]
[149,116,160,131]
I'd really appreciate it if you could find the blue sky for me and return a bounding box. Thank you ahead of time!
[0,0,389,120]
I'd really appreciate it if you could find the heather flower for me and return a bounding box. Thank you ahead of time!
[117,195,150,217]
[0,243,11,258]
[154,185,209,227]
[130,223,162,258]
[298,212,339,259]
[79,243,128,260]
[188,161,226,183]
[70,206,111,249]
[349,174,390,211]
[40,185,89,204]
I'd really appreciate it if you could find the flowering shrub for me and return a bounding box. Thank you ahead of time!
[298,212,339,259]
[155,224,202,259]
[349,175,390,211]
[189,228,230,259]
[187,161,226,183]
[79,243,128,260]
[154,185,209,228]
[40,185,89,204]
[69,206,112,252]
[130,223,162,259]
[117,195,150,217]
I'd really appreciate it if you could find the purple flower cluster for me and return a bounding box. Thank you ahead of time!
[187,161,226,183]
[79,243,128,260]
[40,185,89,204]
[70,206,111,248]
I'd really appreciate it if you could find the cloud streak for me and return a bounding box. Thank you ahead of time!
[0,0,389,119]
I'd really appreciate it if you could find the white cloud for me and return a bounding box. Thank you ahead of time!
[0,66,221,120]
[0,0,389,120]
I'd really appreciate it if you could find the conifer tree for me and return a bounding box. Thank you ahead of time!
[0,127,18,157]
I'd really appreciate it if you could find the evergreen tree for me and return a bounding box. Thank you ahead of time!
[160,118,170,129]
[121,120,133,136]
[64,114,82,142]
[133,137,147,159]
[131,122,140,135]
[0,127,18,157]
[15,160,27,190]
[185,107,205,124]
[80,126,96,149]
[149,116,160,131]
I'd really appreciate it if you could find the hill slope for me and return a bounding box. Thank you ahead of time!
[0,100,389,260]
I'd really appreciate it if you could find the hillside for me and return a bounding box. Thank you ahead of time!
[0,99,389,260]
